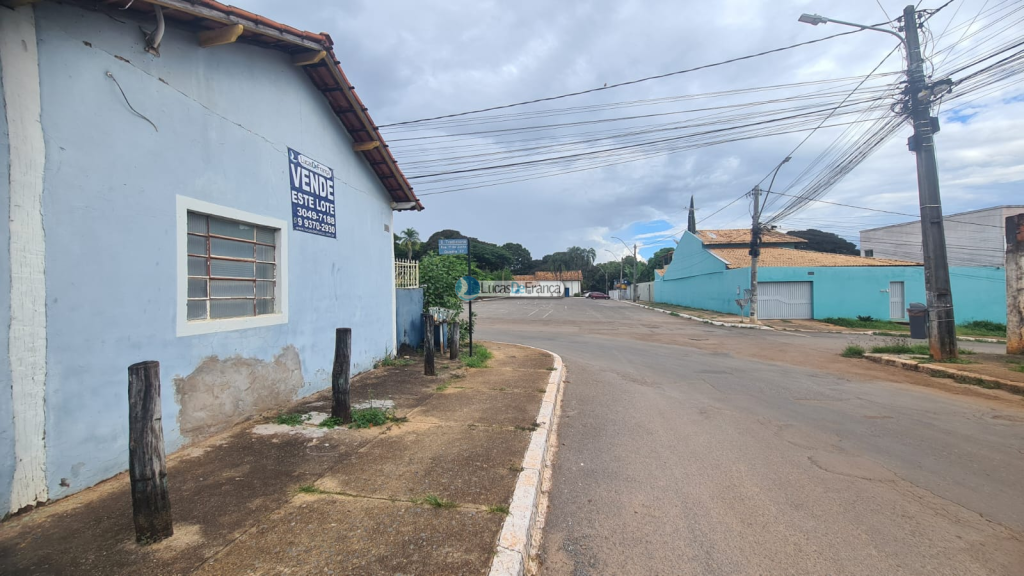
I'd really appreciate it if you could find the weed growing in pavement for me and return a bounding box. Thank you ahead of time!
[463,345,494,368]
[348,407,405,429]
[669,311,681,317]
[514,422,539,432]
[487,504,510,515]
[841,345,865,358]
[297,484,323,494]
[318,417,344,429]
[508,465,524,473]
[416,494,458,509]
[546,367,557,371]
[870,338,930,355]
[275,413,309,426]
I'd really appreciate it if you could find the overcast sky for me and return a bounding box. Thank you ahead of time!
[234,0,1024,262]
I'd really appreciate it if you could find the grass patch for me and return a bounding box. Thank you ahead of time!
[415,494,458,509]
[297,484,323,494]
[1009,364,1024,374]
[375,356,415,368]
[841,344,865,358]
[318,416,345,429]
[669,311,681,317]
[870,343,931,355]
[920,357,977,365]
[957,320,1006,338]
[958,348,976,355]
[274,413,308,426]
[348,407,405,429]
[462,345,494,369]
[821,317,908,331]
[435,381,450,392]
[487,504,510,515]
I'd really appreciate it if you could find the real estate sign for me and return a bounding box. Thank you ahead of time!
[288,148,336,238]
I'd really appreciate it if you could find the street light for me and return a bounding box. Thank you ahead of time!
[797,6,959,360]
[612,236,639,302]
[797,13,907,47]
[604,249,623,292]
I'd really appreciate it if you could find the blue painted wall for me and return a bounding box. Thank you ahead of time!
[396,288,424,350]
[654,232,1008,323]
[655,232,752,314]
[28,4,397,501]
[0,43,14,515]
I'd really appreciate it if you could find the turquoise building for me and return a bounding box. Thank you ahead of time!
[655,230,1006,323]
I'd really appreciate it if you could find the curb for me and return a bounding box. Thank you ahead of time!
[487,344,565,576]
[621,302,1006,343]
[863,353,1024,396]
[619,300,771,330]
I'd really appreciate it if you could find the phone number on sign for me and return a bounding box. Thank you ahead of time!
[294,208,336,225]
[294,217,336,235]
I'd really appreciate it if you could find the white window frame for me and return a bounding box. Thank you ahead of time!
[176,195,289,336]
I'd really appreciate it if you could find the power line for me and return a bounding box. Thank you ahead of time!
[379,29,871,128]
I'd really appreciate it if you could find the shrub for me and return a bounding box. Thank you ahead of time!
[856,315,875,322]
[463,344,493,368]
[841,345,865,358]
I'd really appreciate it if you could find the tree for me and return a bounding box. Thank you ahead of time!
[398,228,420,260]
[501,243,533,274]
[788,229,858,255]
[419,254,466,314]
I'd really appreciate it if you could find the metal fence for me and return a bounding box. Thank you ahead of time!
[395,259,419,288]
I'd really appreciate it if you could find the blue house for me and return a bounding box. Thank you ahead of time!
[655,229,1006,323]
[1,1,420,514]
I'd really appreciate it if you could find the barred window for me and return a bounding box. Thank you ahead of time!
[186,212,278,321]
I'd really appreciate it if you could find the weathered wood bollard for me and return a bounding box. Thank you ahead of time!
[449,321,460,360]
[332,328,352,423]
[128,360,173,544]
[423,313,436,376]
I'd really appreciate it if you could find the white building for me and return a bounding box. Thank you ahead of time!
[860,205,1024,267]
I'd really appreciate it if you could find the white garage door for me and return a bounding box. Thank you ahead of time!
[759,281,813,319]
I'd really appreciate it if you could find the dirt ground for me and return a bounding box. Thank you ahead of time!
[0,342,554,576]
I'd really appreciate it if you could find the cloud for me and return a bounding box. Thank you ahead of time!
[231,0,1024,256]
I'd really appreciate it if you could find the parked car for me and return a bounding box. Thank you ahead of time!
[587,291,610,299]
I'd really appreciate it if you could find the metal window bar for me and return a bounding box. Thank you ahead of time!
[395,259,419,288]
[187,212,277,321]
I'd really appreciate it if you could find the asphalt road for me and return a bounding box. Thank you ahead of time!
[474,298,1024,576]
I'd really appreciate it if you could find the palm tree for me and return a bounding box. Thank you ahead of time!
[398,228,420,260]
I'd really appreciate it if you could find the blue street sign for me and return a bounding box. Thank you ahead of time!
[438,238,469,255]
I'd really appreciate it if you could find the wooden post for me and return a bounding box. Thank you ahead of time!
[450,321,460,360]
[332,328,352,423]
[1007,214,1024,354]
[128,361,173,543]
[439,321,446,356]
[423,313,436,376]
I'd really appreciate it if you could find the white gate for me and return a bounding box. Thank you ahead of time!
[758,282,813,319]
[889,281,905,319]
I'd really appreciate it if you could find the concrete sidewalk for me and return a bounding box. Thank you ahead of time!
[0,342,557,575]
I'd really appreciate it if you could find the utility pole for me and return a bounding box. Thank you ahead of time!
[903,5,958,359]
[632,243,639,302]
[797,7,957,360]
[749,185,762,323]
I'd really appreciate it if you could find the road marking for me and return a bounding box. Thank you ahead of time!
[542,310,553,319]
[528,309,539,317]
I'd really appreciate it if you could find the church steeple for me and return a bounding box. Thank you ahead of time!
[687,195,697,234]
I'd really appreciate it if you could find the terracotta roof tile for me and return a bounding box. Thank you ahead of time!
[696,229,806,245]
[709,248,921,269]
